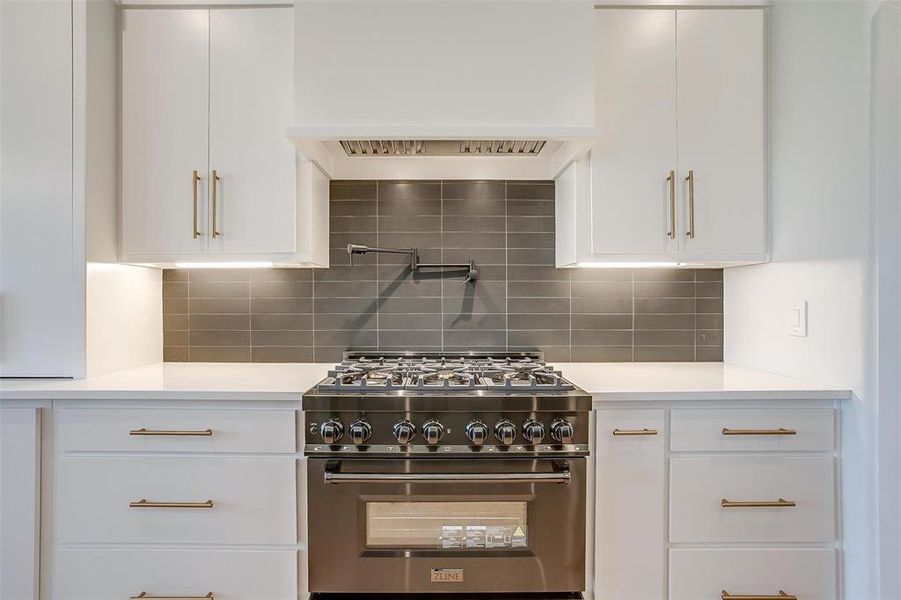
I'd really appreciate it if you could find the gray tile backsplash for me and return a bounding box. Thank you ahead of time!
[163,180,724,363]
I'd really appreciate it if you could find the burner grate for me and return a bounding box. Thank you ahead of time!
[316,354,575,393]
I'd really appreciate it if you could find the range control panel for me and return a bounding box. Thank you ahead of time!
[303,411,589,456]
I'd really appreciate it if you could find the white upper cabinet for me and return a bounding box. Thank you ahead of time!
[676,10,766,258]
[557,8,767,267]
[591,10,678,257]
[122,7,328,266]
[123,10,209,256]
[208,9,296,255]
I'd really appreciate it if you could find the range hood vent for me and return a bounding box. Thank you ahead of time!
[338,139,548,158]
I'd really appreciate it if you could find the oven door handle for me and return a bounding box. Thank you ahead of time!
[323,463,571,485]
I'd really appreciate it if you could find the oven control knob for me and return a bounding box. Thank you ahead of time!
[465,420,489,446]
[320,419,344,445]
[522,419,546,445]
[550,419,575,444]
[392,420,416,445]
[422,420,445,445]
[349,419,372,446]
[494,419,517,446]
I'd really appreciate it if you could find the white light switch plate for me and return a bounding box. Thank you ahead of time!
[790,300,808,337]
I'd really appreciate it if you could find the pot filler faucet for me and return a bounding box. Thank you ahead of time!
[347,243,478,285]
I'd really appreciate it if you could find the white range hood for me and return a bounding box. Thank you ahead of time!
[287,0,598,179]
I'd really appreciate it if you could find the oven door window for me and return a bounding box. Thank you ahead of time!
[366,501,528,550]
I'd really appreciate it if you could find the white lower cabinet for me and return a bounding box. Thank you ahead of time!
[56,456,296,544]
[54,549,297,600]
[670,455,836,543]
[594,409,666,600]
[669,548,838,600]
[56,407,296,453]
[0,408,41,600]
[52,406,299,599]
[593,404,840,600]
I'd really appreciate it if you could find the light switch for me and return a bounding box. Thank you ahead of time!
[790,300,808,337]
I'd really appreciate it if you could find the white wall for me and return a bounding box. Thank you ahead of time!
[79,0,162,378]
[85,263,162,378]
[873,3,901,598]
[724,3,880,598]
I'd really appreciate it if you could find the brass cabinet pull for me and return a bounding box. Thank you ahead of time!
[684,169,695,238]
[666,170,676,239]
[612,428,658,436]
[721,498,796,508]
[129,499,214,509]
[211,170,221,238]
[192,170,201,239]
[131,593,214,600]
[721,590,796,600]
[722,427,797,436]
[129,428,213,437]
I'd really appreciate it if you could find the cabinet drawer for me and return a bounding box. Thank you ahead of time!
[56,456,296,544]
[669,548,837,600]
[55,548,297,600]
[670,456,835,543]
[57,408,295,453]
[670,408,835,452]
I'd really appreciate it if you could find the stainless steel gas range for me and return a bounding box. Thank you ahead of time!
[303,352,591,599]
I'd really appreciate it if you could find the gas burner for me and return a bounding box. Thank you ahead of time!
[316,351,575,393]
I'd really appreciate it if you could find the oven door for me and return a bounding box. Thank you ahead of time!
[307,457,586,594]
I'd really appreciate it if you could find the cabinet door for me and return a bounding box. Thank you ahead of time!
[1,0,77,376]
[209,8,295,254]
[0,409,40,600]
[122,9,209,256]
[591,10,678,256]
[595,410,665,600]
[676,10,766,257]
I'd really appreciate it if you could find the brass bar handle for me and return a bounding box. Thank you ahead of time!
[666,170,676,239]
[129,428,213,437]
[129,499,214,509]
[721,590,797,600]
[131,593,214,600]
[192,170,201,239]
[684,169,695,238]
[612,428,658,436]
[211,170,221,238]
[721,498,796,508]
[722,428,797,436]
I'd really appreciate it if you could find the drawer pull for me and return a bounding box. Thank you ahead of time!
[131,593,214,600]
[129,499,214,509]
[612,428,658,436]
[129,428,213,437]
[721,590,797,600]
[721,498,796,508]
[722,427,797,436]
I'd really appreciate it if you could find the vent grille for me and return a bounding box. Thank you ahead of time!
[338,140,547,157]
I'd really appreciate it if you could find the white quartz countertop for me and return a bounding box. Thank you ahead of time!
[0,362,851,402]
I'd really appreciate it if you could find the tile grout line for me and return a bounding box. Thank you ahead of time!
[440,180,444,353]
[504,181,509,353]
[693,269,698,362]
[186,272,191,363]
[312,266,317,362]
[631,270,636,362]
[376,181,380,352]
[568,264,573,362]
